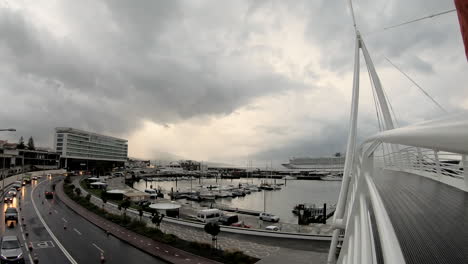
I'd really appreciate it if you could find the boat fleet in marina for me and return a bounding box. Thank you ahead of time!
[163,181,283,201]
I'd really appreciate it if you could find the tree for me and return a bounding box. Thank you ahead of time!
[100,190,107,209]
[204,222,220,249]
[138,209,143,221]
[151,211,165,228]
[74,187,82,197]
[17,137,25,149]
[27,137,35,150]
[120,199,131,219]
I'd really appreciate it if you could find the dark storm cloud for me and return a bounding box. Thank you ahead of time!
[0,3,307,146]
[0,0,464,161]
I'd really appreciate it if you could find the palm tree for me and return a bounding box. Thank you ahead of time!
[120,199,131,219]
[151,211,165,228]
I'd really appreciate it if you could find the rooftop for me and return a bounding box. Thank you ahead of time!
[55,127,127,143]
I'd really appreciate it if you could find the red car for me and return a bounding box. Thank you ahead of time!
[231,221,251,228]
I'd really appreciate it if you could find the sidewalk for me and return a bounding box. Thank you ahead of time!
[56,180,221,264]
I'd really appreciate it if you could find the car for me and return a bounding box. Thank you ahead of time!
[22,178,31,185]
[265,225,280,231]
[45,191,54,199]
[4,195,13,203]
[7,189,17,197]
[0,236,24,264]
[31,176,38,180]
[218,214,239,226]
[259,212,280,222]
[136,200,150,207]
[5,208,18,223]
[11,184,21,192]
[231,221,251,228]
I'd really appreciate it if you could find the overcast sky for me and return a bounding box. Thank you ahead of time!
[0,0,466,167]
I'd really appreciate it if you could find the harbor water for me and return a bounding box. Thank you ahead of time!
[133,178,341,224]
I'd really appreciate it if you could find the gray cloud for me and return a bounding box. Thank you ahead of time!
[0,3,308,146]
[0,0,465,162]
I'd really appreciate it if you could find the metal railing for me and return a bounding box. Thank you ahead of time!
[328,114,468,264]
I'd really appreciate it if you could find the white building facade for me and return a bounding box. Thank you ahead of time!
[55,127,128,172]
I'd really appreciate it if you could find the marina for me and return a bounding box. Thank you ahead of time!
[132,177,340,225]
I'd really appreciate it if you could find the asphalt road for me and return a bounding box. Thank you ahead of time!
[0,175,166,264]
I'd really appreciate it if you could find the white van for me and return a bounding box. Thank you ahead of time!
[196,209,222,223]
[144,189,158,198]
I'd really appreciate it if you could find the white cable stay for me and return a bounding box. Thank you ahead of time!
[384,56,447,113]
[365,9,457,36]
[383,9,456,31]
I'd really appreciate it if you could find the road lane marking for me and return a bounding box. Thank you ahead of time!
[54,210,58,214]
[62,217,68,223]
[31,179,78,264]
[73,228,82,235]
[92,243,104,253]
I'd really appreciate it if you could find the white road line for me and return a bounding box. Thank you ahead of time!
[28,253,33,264]
[24,243,29,252]
[31,180,78,264]
[54,210,58,214]
[21,233,26,240]
[62,217,68,223]
[92,243,104,253]
[73,228,82,235]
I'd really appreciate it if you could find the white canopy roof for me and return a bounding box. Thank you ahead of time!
[107,189,127,194]
[90,182,107,185]
[87,177,100,181]
[149,203,181,210]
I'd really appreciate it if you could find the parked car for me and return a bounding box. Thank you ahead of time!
[218,214,239,226]
[231,221,251,228]
[0,236,25,263]
[136,200,151,207]
[5,208,18,223]
[4,194,13,203]
[144,189,158,199]
[196,209,222,223]
[265,225,280,231]
[45,191,54,199]
[259,212,280,222]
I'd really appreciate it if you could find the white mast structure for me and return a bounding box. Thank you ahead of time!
[327,1,397,262]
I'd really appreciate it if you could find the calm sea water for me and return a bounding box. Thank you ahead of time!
[133,178,341,224]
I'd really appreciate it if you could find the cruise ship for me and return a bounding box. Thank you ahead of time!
[282,156,345,174]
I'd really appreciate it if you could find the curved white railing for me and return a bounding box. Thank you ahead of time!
[328,114,468,264]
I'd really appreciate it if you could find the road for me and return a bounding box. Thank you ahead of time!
[0,175,166,263]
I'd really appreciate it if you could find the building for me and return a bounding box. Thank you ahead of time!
[55,127,128,173]
[0,141,60,176]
